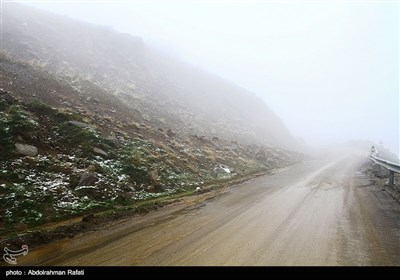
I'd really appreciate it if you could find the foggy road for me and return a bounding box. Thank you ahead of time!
[21,154,400,266]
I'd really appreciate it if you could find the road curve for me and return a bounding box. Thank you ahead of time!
[20,154,400,265]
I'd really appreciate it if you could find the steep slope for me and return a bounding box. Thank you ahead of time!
[2,3,299,150]
[0,4,308,243]
[0,54,304,237]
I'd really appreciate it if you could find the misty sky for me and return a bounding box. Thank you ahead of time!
[17,0,399,155]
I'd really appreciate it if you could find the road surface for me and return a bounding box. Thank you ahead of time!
[20,154,400,265]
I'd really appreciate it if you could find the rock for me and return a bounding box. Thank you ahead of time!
[67,120,88,128]
[93,98,100,103]
[82,213,95,223]
[214,164,231,174]
[64,162,73,174]
[121,191,135,199]
[255,149,267,161]
[87,165,96,173]
[86,96,92,102]
[78,173,98,186]
[92,147,108,157]
[103,116,112,122]
[63,101,72,107]
[15,143,38,156]
[212,136,219,141]
[166,129,176,137]
[196,187,201,192]
[0,89,16,104]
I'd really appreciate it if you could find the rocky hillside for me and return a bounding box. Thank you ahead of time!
[2,3,300,150]
[0,3,306,237]
[0,54,304,235]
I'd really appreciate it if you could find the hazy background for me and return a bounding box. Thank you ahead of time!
[18,0,399,156]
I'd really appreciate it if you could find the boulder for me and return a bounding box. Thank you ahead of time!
[92,147,108,157]
[166,129,176,137]
[15,143,38,156]
[63,101,72,107]
[79,173,98,186]
[214,164,231,174]
[87,165,96,173]
[0,90,16,104]
[67,120,88,128]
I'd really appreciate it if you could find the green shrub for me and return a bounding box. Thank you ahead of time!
[0,99,9,112]
[26,101,56,116]
[0,112,14,158]
[6,105,38,137]
[56,123,115,158]
[0,104,38,158]
[121,154,150,184]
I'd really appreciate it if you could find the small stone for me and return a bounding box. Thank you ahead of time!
[87,165,96,173]
[67,121,88,128]
[15,143,38,156]
[92,147,108,157]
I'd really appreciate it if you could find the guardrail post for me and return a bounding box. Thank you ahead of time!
[388,171,395,186]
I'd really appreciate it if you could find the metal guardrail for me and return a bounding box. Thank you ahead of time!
[370,149,400,185]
